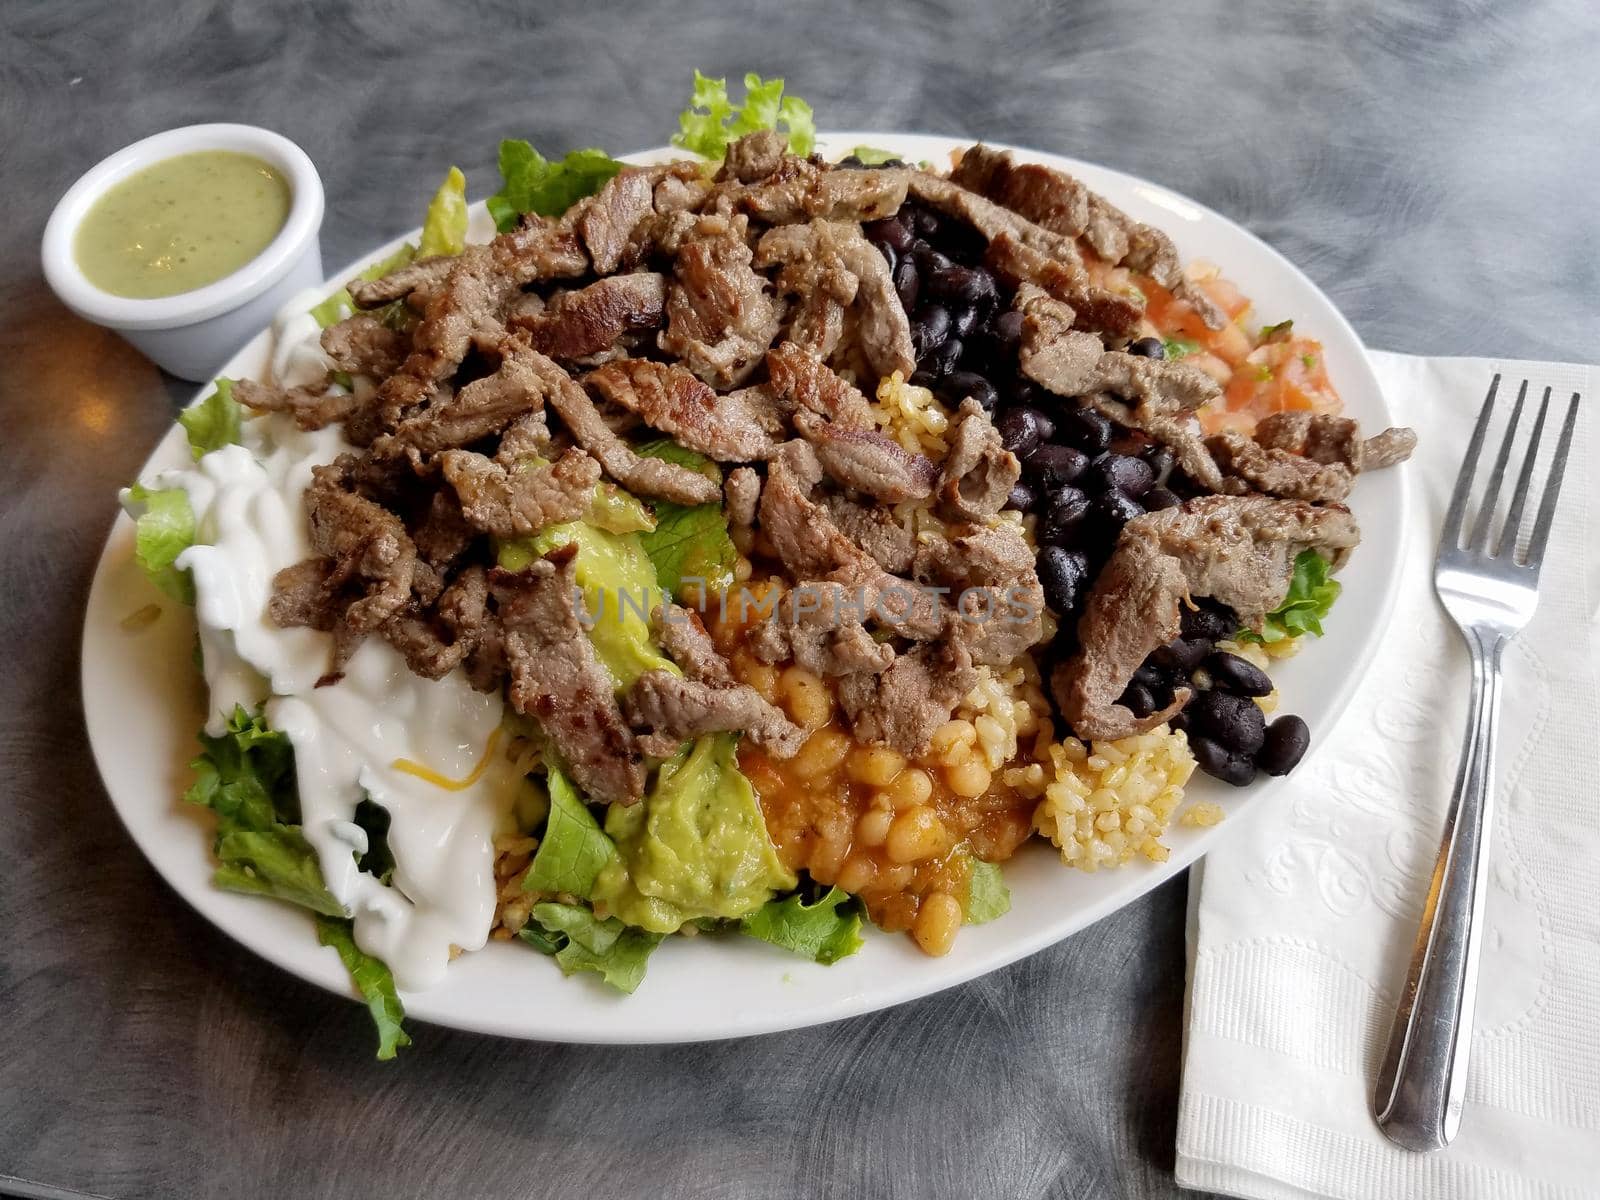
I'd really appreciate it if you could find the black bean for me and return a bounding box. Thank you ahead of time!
[1058,407,1114,454]
[913,209,940,238]
[1126,336,1166,359]
[893,258,920,312]
[837,154,863,168]
[1090,488,1144,532]
[1206,652,1273,698]
[950,304,981,338]
[1037,546,1091,615]
[1120,683,1158,719]
[909,370,939,390]
[1142,485,1181,512]
[911,305,951,356]
[1187,691,1266,757]
[1151,636,1211,673]
[1037,486,1092,546]
[1025,444,1089,489]
[1191,735,1257,786]
[1132,660,1169,689]
[927,265,998,308]
[1256,714,1310,776]
[997,407,1044,456]
[991,309,1025,351]
[1169,711,1190,733]
[1141,445,1175,484]
[935,369,997,411]
[914,245,954,275]
[923,337,962,377]
[1005,481,1036,512]
[1179,600,1238,642]
[865,217,913,253]
[1087,453,1155,498]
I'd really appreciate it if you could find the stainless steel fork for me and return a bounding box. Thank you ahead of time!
[1372,375,1581,1151]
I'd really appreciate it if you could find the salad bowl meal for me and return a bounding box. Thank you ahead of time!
[84,72,1413,1051]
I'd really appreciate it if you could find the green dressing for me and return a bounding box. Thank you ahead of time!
[74,150,291,298]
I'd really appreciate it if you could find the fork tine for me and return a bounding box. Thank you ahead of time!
[1441,375,1500,549]
[1499,386,1551,556]
[1523,393,1581,569]
[1467,379,1527,552]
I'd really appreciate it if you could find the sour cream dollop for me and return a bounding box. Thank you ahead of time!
[154,304,520,991]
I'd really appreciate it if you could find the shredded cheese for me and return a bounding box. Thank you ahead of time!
[392,728,502,792]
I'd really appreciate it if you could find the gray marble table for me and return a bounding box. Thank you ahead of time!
[3,1,1593,1196]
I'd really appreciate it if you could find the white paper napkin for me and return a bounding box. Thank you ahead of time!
[1176,352,1600,1200]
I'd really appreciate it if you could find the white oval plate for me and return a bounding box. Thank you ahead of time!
[82,133,1406,1044]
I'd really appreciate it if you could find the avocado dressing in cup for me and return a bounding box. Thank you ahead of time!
[42,124,324,381]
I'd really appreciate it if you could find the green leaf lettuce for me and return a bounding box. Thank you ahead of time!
[963,859,1011,925]
[1239,549,1342,644]
[121,482,196,604]
[519,902,663,994]
[673,71,815,160]
[522,766,619,900]
[177,379,241,459]
[417,165,468,258]
[634,439,737,598]
[486,141,625,233]
[739,886,864,964]
[316,916,412,1059]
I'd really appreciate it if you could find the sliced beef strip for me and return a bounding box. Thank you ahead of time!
[912,522,1046,667]
[267,558,368,685]
[496,410,552,464]
[534,351,721,505]
[833,228,918,381]
[1207,431,1355,503]
[377,338,551,455]
[410,486,479,571]
[952,145,1227,330]
[381,564,491,681]
[511,272,667,362]
[234,378,367,433]
[583,358,778,463]
[1055,495,1361,740]
[347,255,456,310]
[1066,352,1228,491]
[578,162,709,274]
[714,158,910,225]
[1252,412,1417,473]
[747,581,896,678]
[627,672,807,759]
[724,466,761,534]
[440,446,601,536]
[1014,283,1104,396]
[985,232,1144,338]
[795,411,937,503]
[622,604,805,759]
[301,453,420,633]
[837,640,978,757]
[321,314,408,378]
[717,129,790,184]
[659,216,785,389]
[939,398,1021,522]
[906,172,1090,272]
[758,440,880,581]
[763,341,877,429]
[822,493,916,574]
[754,221,860,362]
[490,552,645,806]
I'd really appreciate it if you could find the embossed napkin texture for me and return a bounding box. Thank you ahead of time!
[1177,353,1599,1200]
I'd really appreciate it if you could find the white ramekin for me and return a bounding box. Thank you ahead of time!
[41,123,325,381]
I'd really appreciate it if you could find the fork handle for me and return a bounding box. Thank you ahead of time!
[1373,623,1504,1150]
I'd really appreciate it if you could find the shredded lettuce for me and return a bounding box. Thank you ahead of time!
[486,140,625,232]
[1162,337,1201,361]
[739,886,864,964]
[964,859,1011,925]
[846,145,901,165]
[673,70,815,159]
[177,379,240,459]
[309,242,417,329]
[417,165,468,258]
[634,439,737,598]
[186,709,410,1057]
[315,916,412,1060]
[1239,549,1341,644]
[521,766,619,899]
[121,483,196,604]
[519,902,663,994]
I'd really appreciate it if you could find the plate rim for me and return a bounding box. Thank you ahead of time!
[80,131,1408,1044]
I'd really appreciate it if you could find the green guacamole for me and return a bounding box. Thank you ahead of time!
[593,734,796,932]
[75,150,291,299]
